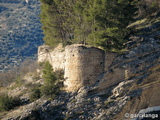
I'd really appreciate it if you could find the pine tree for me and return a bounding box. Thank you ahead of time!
[40,0,138,50]
[72,0,90,44]
[41,61,59,97]
[42,61,56,85]
[40,0,73,47]
[85,0,138,50]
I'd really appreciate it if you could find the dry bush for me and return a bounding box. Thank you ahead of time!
[19,59,38,77]
[0,68,19,87]
[0,59,38,87]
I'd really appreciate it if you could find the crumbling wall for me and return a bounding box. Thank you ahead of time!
[64,44,105,92]
[37,44,125,92]
[38,44,65,71]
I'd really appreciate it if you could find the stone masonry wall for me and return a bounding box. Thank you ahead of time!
[37,44,125,92]
[38,44,65,71]
[64,44,105,92]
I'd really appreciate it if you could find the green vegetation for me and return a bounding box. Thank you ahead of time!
[29,84,41,102]
[42,61,57,85]
[29,61,63,101]
[14,76,24,87]
[40,0,138,50]
[41,61,61,98]
[0,94,21,111]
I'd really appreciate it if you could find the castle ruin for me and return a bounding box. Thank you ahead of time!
[38,44,125,92]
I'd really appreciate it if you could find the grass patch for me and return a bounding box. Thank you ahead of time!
[14,76,24,88]
[70,99,77,103]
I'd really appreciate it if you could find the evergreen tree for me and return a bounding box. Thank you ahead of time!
[41,61,59,97]
[85,0,138,50]
[72,0,90,44]
[40,0,73,46]
[40,0,138,50]
[42,61,56,85]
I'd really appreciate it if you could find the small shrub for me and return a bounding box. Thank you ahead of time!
[40,61,61,98]
[40,84,59,99]
[71,99,77,103]
[42,61,57,85]
[29,61,64,102]
[15,76,23,87]
[0,94,21,111]
[29,85,41,102]
[39,62,45,67]
[32,75,41,81]
[25,82,32,88]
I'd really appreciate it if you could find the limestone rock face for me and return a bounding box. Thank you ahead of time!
[98,68,125,92]
[105,52,118,71]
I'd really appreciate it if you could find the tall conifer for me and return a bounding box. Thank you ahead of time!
[40,0,138,50]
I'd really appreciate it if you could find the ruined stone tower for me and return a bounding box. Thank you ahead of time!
[38,44,125,92]
[38,44,105,92]
[64,44,105,92]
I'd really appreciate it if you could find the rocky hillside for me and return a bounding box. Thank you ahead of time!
[0,11,160,120]
[0,1,160,120]
[0,0,43,71]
